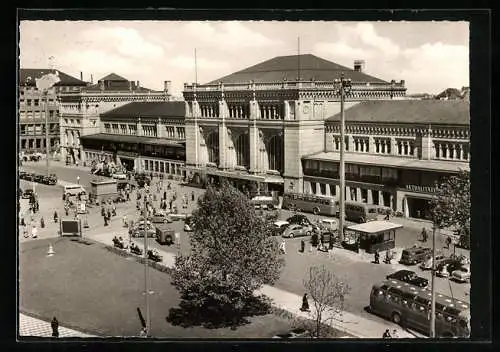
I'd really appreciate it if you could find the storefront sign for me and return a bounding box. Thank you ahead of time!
[405,184,438,194]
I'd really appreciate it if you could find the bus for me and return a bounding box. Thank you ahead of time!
[369,279,470,338]
[337,201,378,223]
[282,192,336,216]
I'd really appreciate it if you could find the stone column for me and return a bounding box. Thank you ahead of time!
[390,194,394,211]
[316,182,321,195]
[336,185,340,199]
[347,135,354,152]
[403,196,409,218]
[283,101,290,120]
[218,123,227,169]
[391,137,398,156]
[325,184,331,196]
[378,191,383,206]
[367,189,373,204]
[304,181,311,194]
[356,187,362,202]
[346,186,351,201]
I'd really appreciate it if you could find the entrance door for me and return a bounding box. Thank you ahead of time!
[407,197,432,220]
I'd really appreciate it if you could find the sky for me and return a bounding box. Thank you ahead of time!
[19,21,469,96]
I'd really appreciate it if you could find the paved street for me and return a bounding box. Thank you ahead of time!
[18,160,470,338]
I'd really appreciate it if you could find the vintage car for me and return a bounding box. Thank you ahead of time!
[282,224,313,238]
[451,264,471,283]
[386,270,429,288]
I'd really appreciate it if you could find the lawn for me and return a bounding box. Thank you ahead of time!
[19,238,294,338]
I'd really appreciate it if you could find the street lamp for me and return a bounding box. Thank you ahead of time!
[142,191,152,337]
[430,224,437,337]
[333,73,352,243]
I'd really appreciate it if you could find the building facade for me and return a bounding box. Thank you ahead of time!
[19,69,87,155]
[302,100,470,219]
[59,73,172,164]
[183,54,406,195]
[80,101,186,178]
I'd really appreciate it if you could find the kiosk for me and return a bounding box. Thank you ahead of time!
[90,178,118,204]
[345,221,403,254]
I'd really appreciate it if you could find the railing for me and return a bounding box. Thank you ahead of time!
[183,80,406,92]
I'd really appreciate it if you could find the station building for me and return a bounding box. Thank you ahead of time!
[182,54,469,219]
[80,101,186,179]
[58,73,172,164]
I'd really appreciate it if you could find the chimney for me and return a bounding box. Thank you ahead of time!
[80,72,83,81]
[164,80,171,94]
[136,80,140,88]
[354,60,365,72]
[91,74,94,84]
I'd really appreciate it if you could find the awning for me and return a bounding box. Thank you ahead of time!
[80,133,182,147]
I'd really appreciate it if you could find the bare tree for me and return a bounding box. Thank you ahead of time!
[303,265,351,338]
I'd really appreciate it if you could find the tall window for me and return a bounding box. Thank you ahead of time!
[206,131,219,164]
[120,124,127,134]
[128,124,137,135]
[267,134,284,172]
[112,124,119,133]
[104,123,111,133]
[235,133,250,168]
[176,127,185,139]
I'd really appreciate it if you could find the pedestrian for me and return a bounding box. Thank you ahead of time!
[191,191,195,202]
[101,206,105,217]
[107,209,111,219]
[53,211,58,223]
[384,209,390,220]
[104,215,108,227]
[76,175,80,184]
[446,236,452,249]
[123,215,128,227]
[51,317,59,338]
[112,204,117,216]
[300,239,305,253]
[300,293,310,312]
[31,225,38,239]
[126,191,130,201]
[374,251,380,264]
[421,228,428,242]
[382,329,391,339]
[163,191,167,200]
[20,217,25,227]
[173,192,177,202]
[40,217,45,229]
[279,240,286,254]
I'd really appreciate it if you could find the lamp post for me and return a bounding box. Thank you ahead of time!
[143,192,152,337]
[430,224,437,337]
[333,74,352,242]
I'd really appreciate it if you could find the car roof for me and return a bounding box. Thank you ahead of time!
[274,220,289,226]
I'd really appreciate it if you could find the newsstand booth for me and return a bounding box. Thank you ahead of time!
[345,221,403,254]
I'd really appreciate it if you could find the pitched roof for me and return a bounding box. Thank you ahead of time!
[20,68,87,87]
[207,54,387,84]
[326,100,470,125]
[99,73,128,81]
[101,101,186,118]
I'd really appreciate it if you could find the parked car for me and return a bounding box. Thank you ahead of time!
[399,246,432,265]
[272,328,311,339]
[286,214,312,227]
[24,172,35,181]
[34,174,45,183]
[386,270,429,288]
[47,174,58,185]
[151,214,173,224]
[419,253,447,270]
[22,189,35,199]
[451,264,471,283]
[130,221,156,238]
[273,220,289,236]
[282,224,313,238]
[436,258,463,278]
[112,172,127,180]
[19,171,27,179]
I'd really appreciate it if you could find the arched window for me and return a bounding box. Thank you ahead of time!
[235,133,250,168]
[267,134,284,172]
[206,131,219,164]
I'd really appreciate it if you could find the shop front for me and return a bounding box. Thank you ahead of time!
[398,185,437,220]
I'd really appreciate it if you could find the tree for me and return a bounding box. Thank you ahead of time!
[170,180,284,325]
[302,265,351,338]
[430,170,470,249]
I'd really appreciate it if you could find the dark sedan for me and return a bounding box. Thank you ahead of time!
[286,214,312,227]
[386,270,429,288]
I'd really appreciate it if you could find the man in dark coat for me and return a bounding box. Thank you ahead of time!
[300,293,310,312]
[51,317,59,337]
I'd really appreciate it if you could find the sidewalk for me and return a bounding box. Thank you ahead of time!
[87,230,422,339]
[19,313,97,338]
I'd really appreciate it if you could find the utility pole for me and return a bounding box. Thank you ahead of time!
[44,90,50,176]
[143,193,151,337]
[430,224,437,337]
[334,74,351,242]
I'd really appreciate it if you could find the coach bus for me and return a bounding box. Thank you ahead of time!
[369,279,470,338]
[282,192,336,216]
[336,201,378,223]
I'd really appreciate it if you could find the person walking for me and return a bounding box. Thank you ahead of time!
[374,251,380,264]
[53,211,58,223]
[300,239,305,253]
[51,317,59,338]
[31,225,38,239]
[191,191,195,202]
[279,240,286,254]
[300,293,310,312]
[76,175,80,184]
[421,228,428,242]
[40,217,45,229]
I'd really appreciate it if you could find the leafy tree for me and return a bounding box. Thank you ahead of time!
[170,180,284,325]
[303,265,351,338]
[430,170,470,248]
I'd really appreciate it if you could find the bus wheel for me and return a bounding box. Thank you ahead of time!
[391,312,401,325]
[313,207,320,215]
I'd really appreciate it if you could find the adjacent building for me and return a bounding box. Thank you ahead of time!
[80,101,186,178]
[59,73,172,164]
[182,54,406,195]
[303,100,470,219]
[18,69,87,155]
